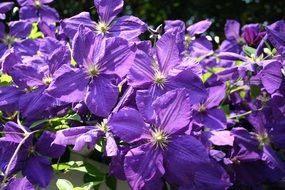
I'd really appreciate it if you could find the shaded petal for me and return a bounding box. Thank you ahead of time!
[205,84,226,108]
[109,107,150,143]
[165,135,210,187]
[99,37,135,78]
[35,131,65,158]
[39,5,59,24]
[19,6,37,21]
[53,126,94,147]
[156,32,181,73]
[46,65,89,103]
[72,25,105,66]
[3,122,27,143]
[0,86,22,112]
[73,128,104,151]
[266,27,285,57]
[9,20,32,38]
[262,145,285,173]
[85,76,118,117]
[153,89,191,135]
[0,2,14,14]
[189,37,213,58]
[22,156,53,188]
[260,61,282,94]
[5,177,35,190]
[127,50,154,88]
[224,20,240,40]
[13,39,38,56]
[109,16,147,40]
[105,132,118,156]
[167,68,207,104]
[94,0,123,24]
[203,109,227,130]
[187,19,212,36]
[124,144,165,190]
[61,12,96,39]
[48,46,71,75]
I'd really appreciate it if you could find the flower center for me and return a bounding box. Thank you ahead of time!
[98,120,108,133]
[96,22,110,34]
[198,103,207,113]
[256,133,270,146]
[28,146,36,154]
[42,75,52,85]
[87,64,101,78]
[154,71,167,89]
[34,0,41,8]
[151,128,169,149]
[2,35,15,46]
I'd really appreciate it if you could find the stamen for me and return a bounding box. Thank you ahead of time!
[96,22,110,34]
[42,75,52,86]
[87,64,101,78]
[151,128,169,149]
[154,71,167,89]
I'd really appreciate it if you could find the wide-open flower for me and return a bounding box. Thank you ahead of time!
[128,31,207,121]
[0,2,14,20]
[192,84,227,130]
[108,89,230,189]
[17,0,59,24]
[0,122,65,188]
[47,26,135,117]
[61,0,147,40]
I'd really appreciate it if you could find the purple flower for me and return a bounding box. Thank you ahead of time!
[3,177,34,190]
[0,2,14,20]
[46,26,135,117]
[128,32,207,121]
[0,122,65,188]
[61,0,147,40]
[108,89,230,189]
[17,0,59,24]
[192,84,227,130]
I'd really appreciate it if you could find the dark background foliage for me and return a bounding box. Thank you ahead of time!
[49,0,285,37]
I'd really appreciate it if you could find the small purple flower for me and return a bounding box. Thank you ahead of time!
[61,0,147,40]
[108,89,230,189]
[17,0,59,24]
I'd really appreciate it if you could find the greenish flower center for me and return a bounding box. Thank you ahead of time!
[198,104,207,113]
[154,71,167,89]
[34,0,42,8]
[2,35,15,46]
[96,22,110,34]
[42,75,52,85]
[87,64,101,78]
[256,133,270,146]
[151,128,169,149]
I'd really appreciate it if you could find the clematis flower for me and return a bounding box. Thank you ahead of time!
[128,31,207,122]
[0,2,14,20]
[192,84,227,130]
[17,0,59,24]
[0,20,34,58]
[108,89,230,189]
[61,0,147,40]
[0,122,65,188]
[46,26,136,117]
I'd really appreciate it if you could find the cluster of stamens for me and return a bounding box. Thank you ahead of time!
[2,35,15,46]
[151,128,169,149]
[154,71,167,89]
[87,64,101,78]
[256,133,270,147]
[42,75,52,85]
[198,103,207,113]
[96,22,110,34]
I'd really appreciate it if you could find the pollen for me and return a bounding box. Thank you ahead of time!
[151,128,169,149]
[34,0,42,8]
[42,75,52,85]
[198,103,207,113]
[87,64,101,78]
[96,22,110,34]
[154,71,167,89]
[256,133,270,146]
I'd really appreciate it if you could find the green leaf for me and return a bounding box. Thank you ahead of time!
[56,179,74,190]
[250,85,261,99]
[105,175,117,190]
[0,74,12,86]
[202,67,224,82]
[29,22,43,39]
[83,161,105,177]
[221,105,230,116]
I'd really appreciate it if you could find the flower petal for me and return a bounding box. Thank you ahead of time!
[94,0,123,24]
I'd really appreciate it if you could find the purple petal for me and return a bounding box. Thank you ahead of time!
[187,19,212,36]
[165,135,210,187]
[53,126,94,147]
[224,20,240,40]
[127,50,154,88]
[209,130,234,146]
[168,68,207,104]
[156,32,181,73]
[19,6,37,21]
[4,177,35,190]
[109,107,150,143]
[205,84,226,108]
[203,108,227,130]
[124,144,165,190]
[94,0,123,24]
[0,2,14,14]
[3,122,27,143]
[266,27,285,57]
[73,129,104,151]
[61,12,96,39]
[85,76,118,117]
[153,89,191,135]
[262,145,285,173]
[189,37,213,58]
[39,5,59,24]
[109,16,147,40]
[0,86,22,113]
[48,46,71,75]
[35,131,65,158]
[260,61,282,94]
[9,20,32,38]
[105,132,118,156]
[46,65,89,103]
[22,156,53,188]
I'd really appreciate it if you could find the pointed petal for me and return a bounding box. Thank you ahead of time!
[153,89,191,135]
[0,86,22,112]
[124,144,165,190]
[94,0,123,23]
[73,128,104,151]
[187,19,212,36]
[209,130,234,146]
[109,107,150,143]
[224,20,240,40]
[156,32,181,73]
[260,61,282,94]
[5,177,35,190]
[109,16,147,40]
[85,76,118,117]
[203,109,227,130]
[262,145,285,173]
[22,156,53,188]
[205,85,226,108]
[9,20,32,38]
